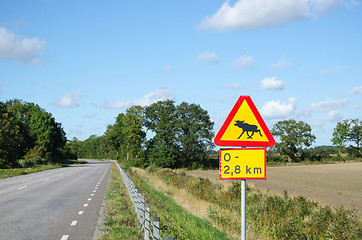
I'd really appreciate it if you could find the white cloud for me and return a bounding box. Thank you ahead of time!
[349,86,362,95]
[309,98,348,112]
[198,0,341,31]
[230,55,253,69]
[324,110,342,121]
[104,87,175,109]
[260,77,285,90]
[271,58,293,69]
[103,100,132,109]
[54,90,82,108]
[134,88,175,106]
[261,97,297,119]
[196,52,219,64]
[0,27,46,65]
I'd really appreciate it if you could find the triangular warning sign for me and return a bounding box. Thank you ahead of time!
[214,96,275,147]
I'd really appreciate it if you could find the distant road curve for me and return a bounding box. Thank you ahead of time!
[0,160,111,240]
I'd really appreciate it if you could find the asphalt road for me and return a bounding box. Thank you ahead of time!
[0,160,111,240]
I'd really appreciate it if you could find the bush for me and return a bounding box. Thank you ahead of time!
[267,151,287,163]
[19,158,36,168]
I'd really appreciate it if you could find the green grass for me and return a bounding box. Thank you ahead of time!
[99,163,143,239]
[0,164,64,179]
[0,160,88,179]
[101,163,230,240]
[138,179,230,240]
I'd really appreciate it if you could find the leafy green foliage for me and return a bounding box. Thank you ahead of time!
[0,99,67,168]
[144,100,215,168]
[106,105,146,165]
[271,120,316,162]
[332,119,351,154]
[176,102,214,169]
[77,135,115,159]
[332,118,361,157]
[0,102,21,168]
[144,100,180,167]
[101,100,215,169]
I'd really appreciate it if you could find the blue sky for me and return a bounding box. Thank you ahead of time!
[1,0,361,147]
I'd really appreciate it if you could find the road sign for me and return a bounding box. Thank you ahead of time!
[214,96,275,147]
[219,148,266,180]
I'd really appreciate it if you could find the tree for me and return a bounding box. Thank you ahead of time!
[64,137,80,159]
[105,113,126,159]
[348,119,361,157]
[0,102,21,168]
[144,100,180,167]
[332,118,361,157]
[5,99,36,157]
[5,99,66,161]
[271,120,316,162]
[332,120,351,154]
[105,105,146,164]
[28,109,66,159]
[176,102,214,168]
[123,105,146,164]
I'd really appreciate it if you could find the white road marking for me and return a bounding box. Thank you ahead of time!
[91,194,94,196]
[93,190,96,192]
[71,221,77,226]
[88,198,91,201]
[78,211,84,215]
[60,235,69,240]
[44,178,50,181]
[17,186,27,190]
[95,187,98,189]
[84,204,88,207]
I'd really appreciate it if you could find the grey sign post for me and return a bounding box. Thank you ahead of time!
[241,179,246,240]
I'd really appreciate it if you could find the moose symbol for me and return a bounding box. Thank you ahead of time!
[234,120,263,139]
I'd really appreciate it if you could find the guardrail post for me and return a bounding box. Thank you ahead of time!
[153,217,160,240]
[144,204,150,240]
[113,160,174,240]
[139,193,145,229]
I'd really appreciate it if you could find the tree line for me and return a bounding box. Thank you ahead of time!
[269,118,361,163]
[0,99,67,168]
[71,100,215,169]
[1,98,360,169]
[73,110,361,167]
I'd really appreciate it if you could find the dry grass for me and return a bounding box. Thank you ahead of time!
[132,167,264,240]
[133,167,211,219]
[187,162,362,219]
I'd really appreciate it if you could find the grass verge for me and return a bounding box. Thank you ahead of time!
[99,163,143,240]
[100,162,230,240]
[0,164,64,179]
[0,160,87,179]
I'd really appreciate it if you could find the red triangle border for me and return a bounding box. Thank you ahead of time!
[214,96,275,147]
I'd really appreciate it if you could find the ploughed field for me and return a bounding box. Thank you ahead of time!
[186,162,362,218]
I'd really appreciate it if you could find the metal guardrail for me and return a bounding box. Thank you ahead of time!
[113,161,174,240]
